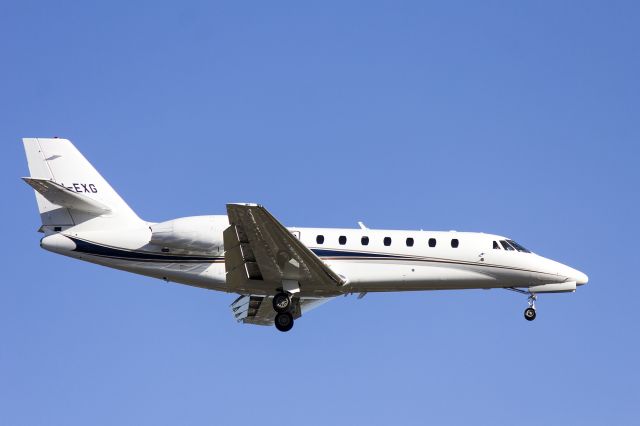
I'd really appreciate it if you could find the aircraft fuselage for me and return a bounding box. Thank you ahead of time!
[40,220,587,297]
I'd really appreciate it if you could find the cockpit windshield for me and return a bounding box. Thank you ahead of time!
[506,240,531,253]
[500,240,515,251]
[495,239,531,253]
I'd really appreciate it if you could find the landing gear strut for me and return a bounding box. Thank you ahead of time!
[524,293,537,321]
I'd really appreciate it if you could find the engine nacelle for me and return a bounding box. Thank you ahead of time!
[150,215,228,252]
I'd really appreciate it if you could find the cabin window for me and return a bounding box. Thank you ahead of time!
[316,235,324,244]
[500,240,515,251]
[384,237,392,246]
[493,241,500,249]
[428,238,436,247]
[339,235,347,245]
[406,237,414,247]
[361,236,369,246]
[451,239,459,248]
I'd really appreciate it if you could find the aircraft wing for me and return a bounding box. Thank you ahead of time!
[224,204,346,296]
[230,294,334,326]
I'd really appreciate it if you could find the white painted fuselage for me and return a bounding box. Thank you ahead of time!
[40,218,588,297]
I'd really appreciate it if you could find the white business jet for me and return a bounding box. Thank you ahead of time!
[22,138,588,332]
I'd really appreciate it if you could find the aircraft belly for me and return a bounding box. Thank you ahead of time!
[328,259,501,292]
[66,251,228,291]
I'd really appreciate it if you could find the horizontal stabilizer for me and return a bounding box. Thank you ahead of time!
[22,177,111,214]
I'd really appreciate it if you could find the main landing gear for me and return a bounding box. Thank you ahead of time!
[275,311,294,332]
[273,292,295,332]
[272,292,292,313]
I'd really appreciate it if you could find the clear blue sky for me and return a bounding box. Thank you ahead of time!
[2,1,639,424]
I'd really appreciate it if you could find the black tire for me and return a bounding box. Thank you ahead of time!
[272,292,291,313]
[274,312,294,332]
[524,307,536,321]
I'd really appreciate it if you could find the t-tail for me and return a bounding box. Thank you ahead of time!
[22,138,144,234]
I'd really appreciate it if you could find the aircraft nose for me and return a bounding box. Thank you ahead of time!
[574,270,589,285]
[561,265,588,285]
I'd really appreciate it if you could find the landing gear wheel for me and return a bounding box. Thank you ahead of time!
[275,312,294,332]
[524,307,537,321]
[272,292,292,313]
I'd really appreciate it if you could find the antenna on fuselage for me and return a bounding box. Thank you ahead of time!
[357,221,368,230]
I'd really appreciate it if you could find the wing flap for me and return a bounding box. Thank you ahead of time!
[230,294,335,326]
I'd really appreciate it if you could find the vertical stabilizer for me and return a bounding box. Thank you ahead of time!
[22,138,143,231]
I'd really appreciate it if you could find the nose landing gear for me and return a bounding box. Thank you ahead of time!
[524,293,537,321]
[506,288,538,321]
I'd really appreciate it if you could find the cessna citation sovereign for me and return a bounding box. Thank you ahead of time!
[22,138,588,332]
